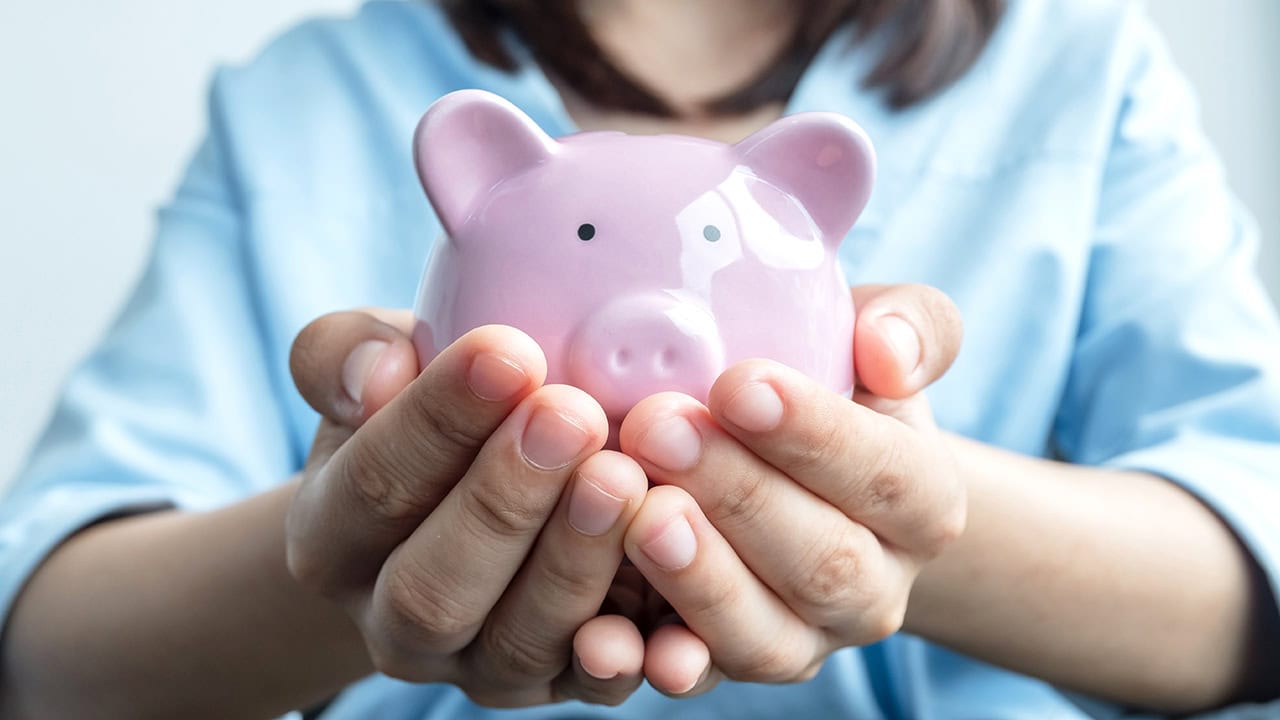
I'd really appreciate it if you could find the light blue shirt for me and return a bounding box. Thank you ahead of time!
[3,1,1278,717]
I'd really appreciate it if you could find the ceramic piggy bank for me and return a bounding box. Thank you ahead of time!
[412,89,874,435]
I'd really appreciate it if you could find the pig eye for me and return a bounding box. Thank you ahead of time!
[577,223,596,241]
[702,224,721,242]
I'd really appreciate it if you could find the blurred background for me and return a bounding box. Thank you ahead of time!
[1,1,1278,491]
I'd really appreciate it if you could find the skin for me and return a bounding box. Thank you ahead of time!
[1,315,652,718]
[1,1,1277,717]
[619,288,1280,710]
[564,0,795,140]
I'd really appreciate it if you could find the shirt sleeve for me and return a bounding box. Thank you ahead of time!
[1053,7,1280,615]
[0,72,298,627]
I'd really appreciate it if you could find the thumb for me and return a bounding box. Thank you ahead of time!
[289,308,420,429]
[851,284,963,400]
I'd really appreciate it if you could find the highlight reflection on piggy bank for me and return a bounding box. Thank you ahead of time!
[412,89,875,434]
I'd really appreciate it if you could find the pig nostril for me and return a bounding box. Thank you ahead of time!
[568,298,726,415]
[612,348,632,372]
[655,347,679,376]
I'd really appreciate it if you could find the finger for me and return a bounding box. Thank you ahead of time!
[624,486,823,684]
[849,284,962,400]
[370,384,608,660]
[293,309,418,471]
[709,361,966,556]
[467,450,647,687]
[286,325,546,595]
[302,418,355,476]
[621,393,896,631]
[554,615,645,705]
[356,307,415,334]
[644,623,719,697]
[290,309,420,427]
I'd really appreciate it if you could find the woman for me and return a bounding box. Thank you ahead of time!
[1,0,1277,717]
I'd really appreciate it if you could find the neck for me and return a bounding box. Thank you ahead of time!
[579,0,797,117]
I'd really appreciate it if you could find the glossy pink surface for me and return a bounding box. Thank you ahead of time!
[412,90,875,433]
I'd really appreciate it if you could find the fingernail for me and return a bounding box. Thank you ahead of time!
[641,515,697,571]
[722,382,783,432]
[342,340,388,406]
[581,662,619,681]
[672,657,712,696]
[522,407,592,471]
[568,475,629,537]
[467,352,528,402]
[880,315,922,375]
[637,416,702,472]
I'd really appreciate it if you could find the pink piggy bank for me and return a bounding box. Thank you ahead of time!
[412,90,875,437]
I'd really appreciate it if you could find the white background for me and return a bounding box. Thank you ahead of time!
[2,1,1278,490]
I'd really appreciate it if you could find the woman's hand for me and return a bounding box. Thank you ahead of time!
[618,285,966,695]
[286,310,648,707]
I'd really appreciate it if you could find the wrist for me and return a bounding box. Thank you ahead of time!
[2,479,372,719]
[900,433,983,637]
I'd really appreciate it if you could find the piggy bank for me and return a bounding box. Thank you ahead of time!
[412,90,874,437]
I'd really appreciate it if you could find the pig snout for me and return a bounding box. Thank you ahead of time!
[567,293,726,420]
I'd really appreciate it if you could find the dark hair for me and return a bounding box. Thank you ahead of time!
[439,0,1005,115]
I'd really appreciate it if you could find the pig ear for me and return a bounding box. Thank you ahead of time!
[733,113,876,245]
[414,89,558,236]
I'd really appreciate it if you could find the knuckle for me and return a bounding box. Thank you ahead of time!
[790,537,864,621]
[872,445,965,557]
[365,635,427,682]
[463,480,549,540]
[283,541,329,595]
[381,561,475,645]
[785,405,846,476]
[282,509,325,591]
[864,466,910,515]
[837,587,907,647]
[729,641,811,684]
[841,436,910,515]
[481,623,562,683]
[409,383,493,451]
[793,659,824,683]
[681,573,742,626]
[705,469,770,532]
[283,480,360,597]
[860,598,908,645]
[340,439,430,525]
[922,503,967,557]
[537,551,603,602]
[363,617,456,683]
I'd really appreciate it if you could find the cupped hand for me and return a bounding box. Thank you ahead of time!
[284,310,648,707]
[618,284,967,696]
